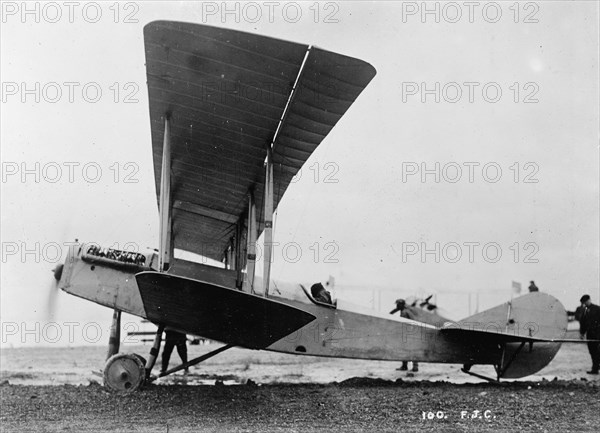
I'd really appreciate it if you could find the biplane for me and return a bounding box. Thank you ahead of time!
[51,21,585,392]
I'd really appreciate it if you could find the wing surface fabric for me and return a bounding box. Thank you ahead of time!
[144,21,376,261]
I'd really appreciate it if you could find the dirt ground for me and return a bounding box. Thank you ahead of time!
[1,379,599,433]
[2,343,599,432]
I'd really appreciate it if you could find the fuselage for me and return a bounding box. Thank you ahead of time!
[57,241,502,366]
[57,240,567,380]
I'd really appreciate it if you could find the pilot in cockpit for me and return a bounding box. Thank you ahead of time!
[311,283,333,305]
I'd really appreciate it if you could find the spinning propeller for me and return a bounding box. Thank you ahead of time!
[49,262,64,307]
[419,294,437,311]
[44,263,64,321]
[44,218,75,320]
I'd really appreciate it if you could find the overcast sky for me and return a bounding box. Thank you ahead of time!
[1,1,598,346]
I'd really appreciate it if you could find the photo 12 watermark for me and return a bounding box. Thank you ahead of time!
[401,82,540,104]
[290,162,340,184]
[399,241,540,264]
[1,320,149,345]
[1,161,140,184]
[1,82,140,104]
[400,1,540,24]
[199,1,341,24]
[1,241,141,264]
[0,240,341,265]
[204,240,341,265]
[401,162,539,184]
[1,1,140,24]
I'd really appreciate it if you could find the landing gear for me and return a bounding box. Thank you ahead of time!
[106,309,121,360]
[102,309,148,393]
[101,313,235,392]
[103,353,146,393]
[144,324,165,378]
[461,341,529,382]
[147,343,234,383]
[461,364,500,382]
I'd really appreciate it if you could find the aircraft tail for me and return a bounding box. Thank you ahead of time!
[441,293,568,379]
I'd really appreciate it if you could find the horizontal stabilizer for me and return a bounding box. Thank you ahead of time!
[441,327,591,344]
[135,272,316,349]
[441,293,569,379]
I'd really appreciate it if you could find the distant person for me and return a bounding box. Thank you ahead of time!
[574,301,586,323]
[390,299,418,372]
[160,329,188,375]
[311,283,333,304]
[579,295,600,375]
[528,281,539,292]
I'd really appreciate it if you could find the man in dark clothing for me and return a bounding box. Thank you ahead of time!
[528,281,539,292]
[579,294,600,375]
[311,283,333,304]
[390,299,418,372]
[574,304,586,323]
[161,329,188,374]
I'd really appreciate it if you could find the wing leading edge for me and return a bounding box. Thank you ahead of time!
[144,21,376,261]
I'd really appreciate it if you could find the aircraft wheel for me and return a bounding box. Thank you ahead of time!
[132,353,147,367]
[103,353,146,393]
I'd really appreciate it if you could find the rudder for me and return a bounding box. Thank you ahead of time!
[453,293,567,378]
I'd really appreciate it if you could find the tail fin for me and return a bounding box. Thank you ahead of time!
[442,293,567,379]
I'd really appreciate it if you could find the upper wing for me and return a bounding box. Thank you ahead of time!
[144,21,376,261]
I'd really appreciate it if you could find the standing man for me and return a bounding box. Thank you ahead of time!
[160,329,189,375]
[579,294,600,375]
[390,299,418,372]
[528,281,539,292]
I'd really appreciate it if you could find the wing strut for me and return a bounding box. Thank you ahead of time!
[260,47,312,296]
[234,219,244,289]
[149,343,234,381]
[262,147,274,296]
[244,190,257,293]
[158,116,173,271]
[227,238,234,270]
